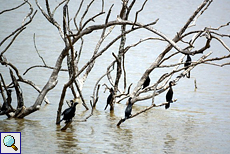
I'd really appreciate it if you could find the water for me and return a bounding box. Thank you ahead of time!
[0,0,230,153]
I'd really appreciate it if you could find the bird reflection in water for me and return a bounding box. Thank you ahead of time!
[55,130,80,153]
[163,133,176,153]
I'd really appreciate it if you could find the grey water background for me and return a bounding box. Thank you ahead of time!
[0,0,230,153]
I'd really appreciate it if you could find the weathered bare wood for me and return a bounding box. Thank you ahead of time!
[9,69,24,109]
[0,3,37,47]
[1,0,229,127]
[117,99,177,126]
[0,73,14,117]
[0,27,26,56]
[130,0,211,99]
[9,69,26,117]
[132,0,148,29]
[0,74,7,105]
[0,1,26,15]
[35,0,64,39]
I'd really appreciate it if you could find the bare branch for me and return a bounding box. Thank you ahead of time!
[211,35,230,52]
[0,10,37,47]
[82,4,114,82]
[23,65,67,75]
[126,0,136,19]
[132,0,148,29]
[135,52,213,102]
[74,0,84,31]
[117,99,177,126]
[75,38,84,65]
[130,0,211,100]
[0,27,26,56]
[79,0,96,30]
[91,68,114,108]
[35,0,64,39]
[0,1,26,15]
[33,33,47,65]
[52,0,67,16]
[0,74,7,104]
[189,0,213,27]
[208,22,230,31]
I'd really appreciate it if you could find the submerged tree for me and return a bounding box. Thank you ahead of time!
[0,0,229,128]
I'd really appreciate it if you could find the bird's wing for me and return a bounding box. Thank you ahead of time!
[166,89,173,102]
[107,94,113,104]
[62,108,71,115]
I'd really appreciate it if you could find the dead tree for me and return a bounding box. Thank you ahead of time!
[0,1,48,118]
[117,0,230,126]
[0,0,229,129]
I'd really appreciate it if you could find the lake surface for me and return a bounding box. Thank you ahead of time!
[0,0,230,153]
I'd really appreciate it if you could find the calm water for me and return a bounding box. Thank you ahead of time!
[0,0,230,153]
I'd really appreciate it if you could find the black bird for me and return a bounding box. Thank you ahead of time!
[104,88,114,110]
[125,97,133,119]
[57,100,78,124]
[184,54,192,78]
[142,76,150,89]
[165,81,173,109]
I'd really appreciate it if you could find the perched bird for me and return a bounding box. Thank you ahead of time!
[165,81,173,109]
[57,100,78,124]
[142,76,150,89]
[125,97,133,119]
[104,88,114,110]
[184,54,192,78]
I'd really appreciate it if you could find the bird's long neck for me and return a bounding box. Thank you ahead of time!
[128,100,132,106]
[169,83,173,90]
[187,55,191,60]
[128,98,131,104]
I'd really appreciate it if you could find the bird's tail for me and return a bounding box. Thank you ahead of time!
[104,104,109,110]
[165,102,170,109]
[165,100,174,109]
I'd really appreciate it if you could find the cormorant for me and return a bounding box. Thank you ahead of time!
[184,54,192,78]
[57,100,78,124]
[104,88,114,110]
[165,81,173,109]
[125,97,133,119]
[142,76,150,89]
